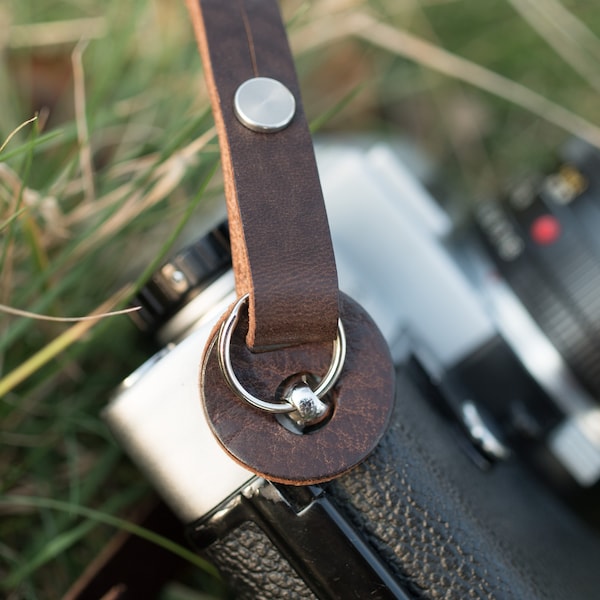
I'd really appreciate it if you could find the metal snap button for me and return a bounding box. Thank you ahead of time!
[234,77,296,133]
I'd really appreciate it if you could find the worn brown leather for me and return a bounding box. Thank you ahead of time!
[186,0,339,350]
[201,293,395,485]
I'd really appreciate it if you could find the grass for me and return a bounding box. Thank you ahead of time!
[1,0,599,598]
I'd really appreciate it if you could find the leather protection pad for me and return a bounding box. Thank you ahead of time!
[200,293,395,485]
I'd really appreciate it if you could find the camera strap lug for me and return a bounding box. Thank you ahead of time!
[187,0,395,485]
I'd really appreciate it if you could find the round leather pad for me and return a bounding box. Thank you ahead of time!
[200,293,395,485]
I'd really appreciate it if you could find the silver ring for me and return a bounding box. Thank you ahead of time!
[217,294,346,414]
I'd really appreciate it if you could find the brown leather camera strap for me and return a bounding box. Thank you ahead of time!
[190,0,395,484]
[186,0,339,350]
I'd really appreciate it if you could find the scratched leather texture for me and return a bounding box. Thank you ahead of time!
[187,0,339,349]
[204,366,600,599]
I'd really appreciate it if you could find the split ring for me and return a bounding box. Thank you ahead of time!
[217,294,346,413]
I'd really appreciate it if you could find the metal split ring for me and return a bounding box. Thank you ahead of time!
[217,294,346,414]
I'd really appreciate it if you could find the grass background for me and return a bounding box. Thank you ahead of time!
[1,0,599,598]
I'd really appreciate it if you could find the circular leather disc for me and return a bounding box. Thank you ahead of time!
[200,293,395,485]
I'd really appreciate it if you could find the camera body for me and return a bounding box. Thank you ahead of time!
[105,139,600,599]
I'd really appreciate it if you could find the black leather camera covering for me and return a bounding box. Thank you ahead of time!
[203,364,600,599]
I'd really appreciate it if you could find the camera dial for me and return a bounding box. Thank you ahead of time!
[476,140,600,401]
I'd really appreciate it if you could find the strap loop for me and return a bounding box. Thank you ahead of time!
[217,294,346,414]
[186,0,340,350]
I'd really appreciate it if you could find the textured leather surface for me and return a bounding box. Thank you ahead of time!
[186,0,339,349]
[328,367,600,599]
[201,293,395,484]
[204,366,600,599]
[204,521,317,600]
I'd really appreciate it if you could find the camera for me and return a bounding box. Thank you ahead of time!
[105,138,600,599]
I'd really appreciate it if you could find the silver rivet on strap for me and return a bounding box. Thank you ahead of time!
[234,77,296,133]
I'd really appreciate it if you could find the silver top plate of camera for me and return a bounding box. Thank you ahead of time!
[105,290,253,523]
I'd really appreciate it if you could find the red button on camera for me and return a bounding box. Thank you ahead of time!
[530,215,561,245]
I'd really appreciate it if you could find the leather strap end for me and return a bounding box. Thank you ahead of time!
[186,0,339,350]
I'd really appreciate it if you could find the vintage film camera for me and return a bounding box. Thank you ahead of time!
[104,138,600,599]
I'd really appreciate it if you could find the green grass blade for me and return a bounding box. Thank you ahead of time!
[0,207,27,232]
[0,129,65,163]
[310,84,367,133]
[0,494,222,589]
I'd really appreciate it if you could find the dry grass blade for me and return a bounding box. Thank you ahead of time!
[291,8,600,147]
[348,12,600,148]
[525,0,600,61]
[506,0,600,94]
[0,163,69,242]
[0,303,140,322]
[0,116,37,154]
[72,40,95,204]
[71,127,216,257]
[8,17,108,48]
[0,285,134,398]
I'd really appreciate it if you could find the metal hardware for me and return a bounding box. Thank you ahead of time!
[284,381,331,427]
[160,263,188,294]
[190,480,411,600]
[233,77,296,133]
[460,401,511,461]
[217,294,346,418]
